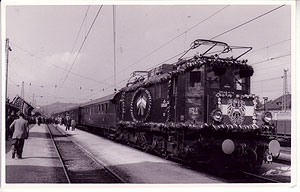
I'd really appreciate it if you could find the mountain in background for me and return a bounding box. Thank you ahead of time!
[34,102,79,116]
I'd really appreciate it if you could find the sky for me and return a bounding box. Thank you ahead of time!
[2,1,293,107]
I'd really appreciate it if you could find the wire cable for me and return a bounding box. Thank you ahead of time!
[108,4,286,90]
[10,41,113,87]
[56,5,104,98]
[247,39,291,55]
[251,53,291,66]
[57,5,91,86]
[210,4,285,40]
[100,5,230,83]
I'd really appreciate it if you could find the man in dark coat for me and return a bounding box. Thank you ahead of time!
[66,116,71,131]
[9,113,29,159]
[6,114,15,141]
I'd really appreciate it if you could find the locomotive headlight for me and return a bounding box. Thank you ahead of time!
[211,109,223,122]
[222,139,235,154]
[262,111,272,124]
[268,140,281,158]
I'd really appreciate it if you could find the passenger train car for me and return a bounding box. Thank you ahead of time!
[54,39,281,172]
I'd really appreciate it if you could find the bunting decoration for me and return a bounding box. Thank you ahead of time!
[118,120,264,135]
[121,54,252,93]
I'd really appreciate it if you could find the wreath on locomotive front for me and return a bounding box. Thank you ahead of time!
[130,87,152,123]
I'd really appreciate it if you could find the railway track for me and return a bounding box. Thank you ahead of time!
[218,171,284,183]
[242,172,280,183]
[274,158,291,165]
[76,124,291,183]
[46,124,125,183]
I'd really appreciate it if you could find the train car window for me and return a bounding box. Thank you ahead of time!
[101,104,104,112]
[206,71,220,88]
[98,105,101,112]
[190,71,201,87]
[105,103,108,113]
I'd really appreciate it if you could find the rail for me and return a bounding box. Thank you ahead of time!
[45,124,71,183]
[50,124,127,183]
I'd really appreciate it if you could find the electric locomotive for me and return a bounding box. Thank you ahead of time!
[55,39,280,173]
[114,39,280,172]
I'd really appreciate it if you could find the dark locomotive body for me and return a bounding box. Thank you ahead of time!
[54,39,280,173]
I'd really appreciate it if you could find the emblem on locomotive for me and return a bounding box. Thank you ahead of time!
[130,88,152,123]
[137,95,147,116]
[227,98,246,125]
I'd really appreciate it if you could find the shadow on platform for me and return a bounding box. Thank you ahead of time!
[6,165,68,183]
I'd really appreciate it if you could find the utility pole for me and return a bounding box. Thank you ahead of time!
[282,69,288,112]
[5,38,12,100]
[113,5,116,90]
[21,81,25,99]
[32,93,35,106]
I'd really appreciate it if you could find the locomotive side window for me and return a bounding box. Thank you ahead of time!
[189,70,201,88]
[206,70,220,88]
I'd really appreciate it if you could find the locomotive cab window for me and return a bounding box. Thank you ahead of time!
[189,70,201,88]
[233,70,248,91]
[206,70,220,89]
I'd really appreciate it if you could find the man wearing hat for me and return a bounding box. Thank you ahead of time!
[9,113,29,159]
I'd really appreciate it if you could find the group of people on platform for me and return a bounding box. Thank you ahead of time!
[65,116,76,131]
[53,116,76,131]
[6,112,77,160]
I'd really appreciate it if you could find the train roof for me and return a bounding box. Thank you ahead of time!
[79,93,117,108]
[121,54,253,92]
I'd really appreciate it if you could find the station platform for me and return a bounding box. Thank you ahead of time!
[4,123,291,184]
[5,124,68,183]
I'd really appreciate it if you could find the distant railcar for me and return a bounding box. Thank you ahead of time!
[78,94,117,136]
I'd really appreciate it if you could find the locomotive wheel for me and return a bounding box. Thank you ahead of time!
[247,150,263,173]
[141,144,150,152]
[210,152,227,176]
[161,151,170,160]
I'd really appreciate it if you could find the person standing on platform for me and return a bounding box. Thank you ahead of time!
[9,113,29,159]
[6,114,15,141]
[66,116,71,131]
[37,116,42,126]
[71,119,76,131]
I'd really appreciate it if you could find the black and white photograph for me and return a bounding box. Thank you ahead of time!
[1,0,298,191]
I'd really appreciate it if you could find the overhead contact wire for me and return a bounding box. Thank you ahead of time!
[55,5,104,98]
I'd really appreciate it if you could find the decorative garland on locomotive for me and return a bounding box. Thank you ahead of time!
[115,39,280,171]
